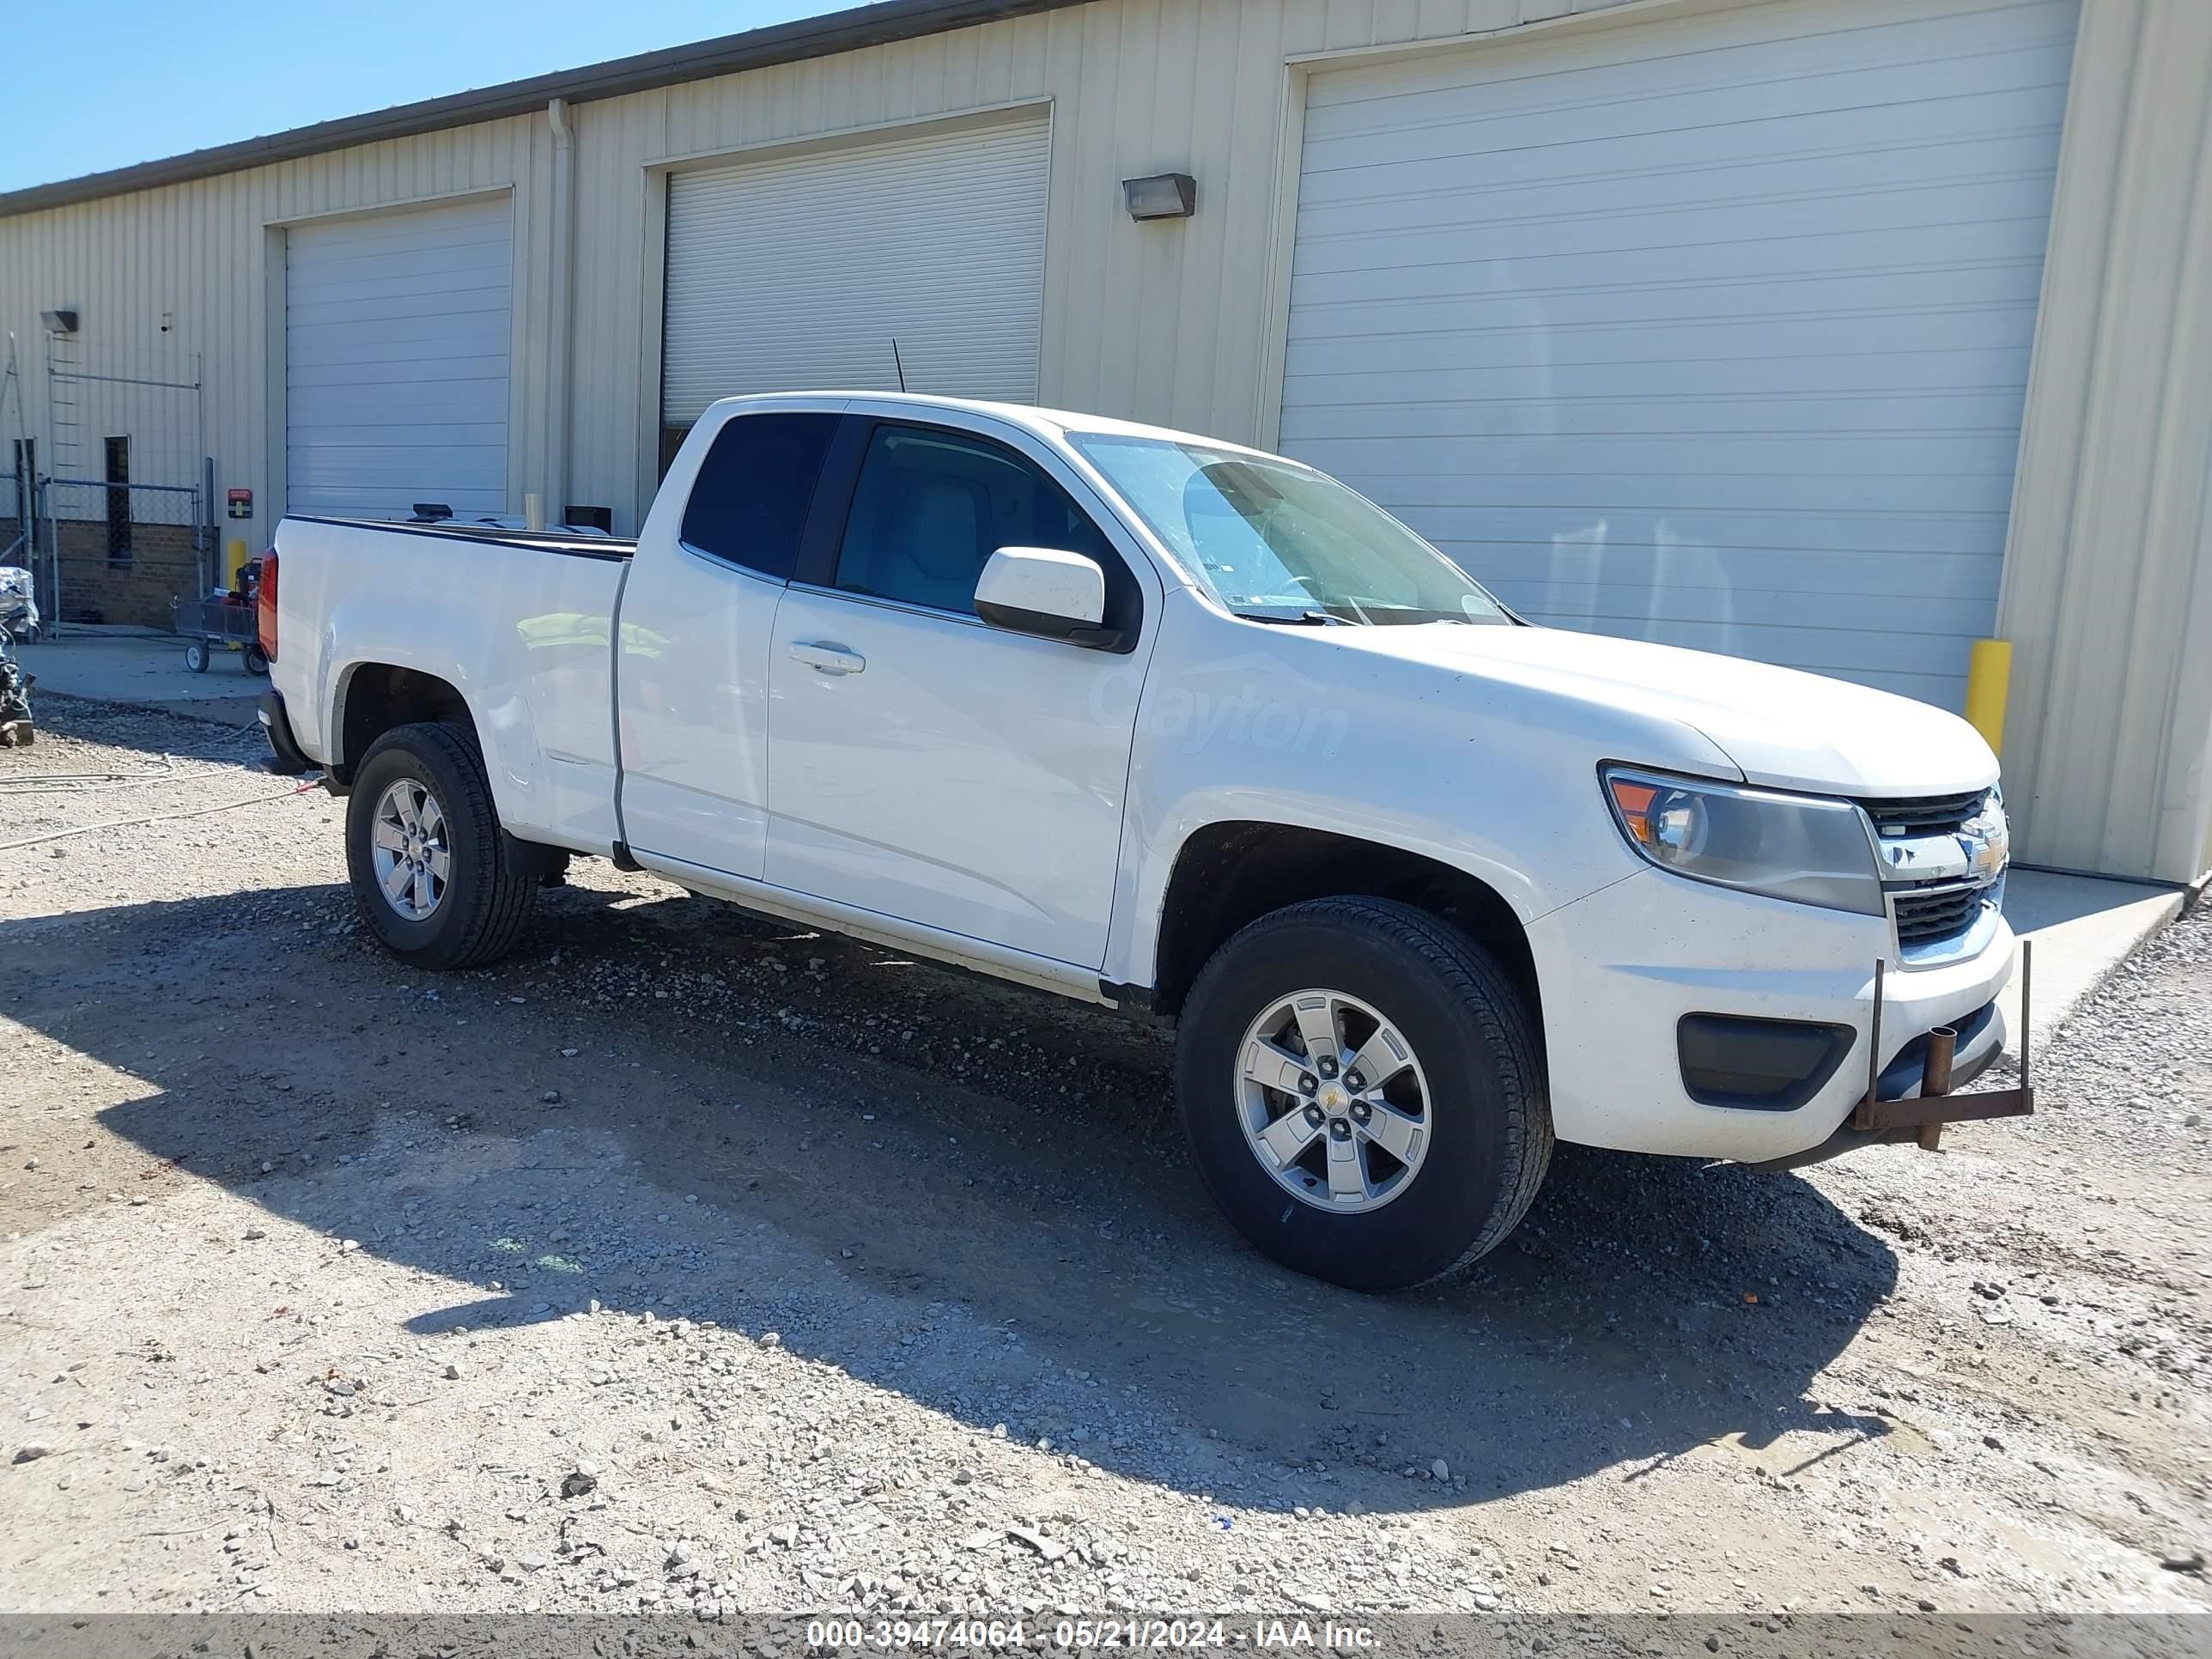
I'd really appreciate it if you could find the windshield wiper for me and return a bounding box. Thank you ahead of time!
[1232,608,1349,626]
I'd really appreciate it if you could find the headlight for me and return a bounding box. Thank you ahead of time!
[1601,767,1883,915]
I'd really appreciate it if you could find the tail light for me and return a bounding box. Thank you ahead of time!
[255,550,278,662]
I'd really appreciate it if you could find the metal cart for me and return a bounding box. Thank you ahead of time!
[175,562,267,676]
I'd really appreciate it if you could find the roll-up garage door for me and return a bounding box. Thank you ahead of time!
[661,118,1048,427]
[1279,0,2077,709]
[285,196,514,520]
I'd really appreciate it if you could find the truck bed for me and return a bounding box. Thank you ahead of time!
[270,513,631,854]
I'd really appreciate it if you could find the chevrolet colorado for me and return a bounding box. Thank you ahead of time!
[261,392,2017,1290]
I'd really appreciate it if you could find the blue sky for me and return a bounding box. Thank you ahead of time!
[1,0,842,193]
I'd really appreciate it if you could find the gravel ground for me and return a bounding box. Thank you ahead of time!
[0,694,2206,1628]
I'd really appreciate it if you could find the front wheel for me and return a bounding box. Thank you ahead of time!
[184,641,208,673]
[242,642,270,677]
[345,721,536,969]
[1175,896,1551,1291]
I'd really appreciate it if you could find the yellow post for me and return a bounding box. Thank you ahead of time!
[226,538,250,587]
[1965,638,2012,757]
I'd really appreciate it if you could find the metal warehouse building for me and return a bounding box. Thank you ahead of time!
[2,0,2208,884]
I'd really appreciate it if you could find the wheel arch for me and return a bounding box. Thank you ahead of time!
[328,659,483,787]
[1145,819,1540,1033]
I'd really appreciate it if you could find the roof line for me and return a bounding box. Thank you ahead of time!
[0,0,1091,219]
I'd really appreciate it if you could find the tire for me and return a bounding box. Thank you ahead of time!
[1175,896,1551,1291]
[242,643,270,677]
[184,641,208,673]
[345,721,536,970]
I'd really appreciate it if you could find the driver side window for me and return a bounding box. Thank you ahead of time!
[832,424,1114,616]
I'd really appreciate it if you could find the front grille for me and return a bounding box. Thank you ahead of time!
[1893,880,1987,945]
[1857,788,1988,838]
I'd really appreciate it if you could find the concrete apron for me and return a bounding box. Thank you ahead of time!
[13,627,264,727]
[1997,868,2186,1060]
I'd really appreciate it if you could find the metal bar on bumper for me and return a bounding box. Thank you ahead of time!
[1850,935,2033,1133]
[1751,939,2033,1172]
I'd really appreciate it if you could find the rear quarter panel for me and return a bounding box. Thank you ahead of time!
[271,519,626,851]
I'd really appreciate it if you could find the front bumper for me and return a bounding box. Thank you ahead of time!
[1528,866,2018,1164]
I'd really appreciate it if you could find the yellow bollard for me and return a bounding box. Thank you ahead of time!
[226,538,250,587]
[1966,638,2012,757]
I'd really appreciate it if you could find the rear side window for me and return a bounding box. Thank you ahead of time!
[679,412,840,580]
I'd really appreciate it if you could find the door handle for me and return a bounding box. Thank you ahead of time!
[788,641,866,676]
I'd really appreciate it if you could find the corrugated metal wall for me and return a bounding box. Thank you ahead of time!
[0,112,562,554]
[0,0,2207,881]
[0,1,1653,550]
[561,0,1645,522]
[1995,0,2212,884]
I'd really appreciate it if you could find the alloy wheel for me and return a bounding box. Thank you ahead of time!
[1235,988,1431,1212]
[368,776,451,922]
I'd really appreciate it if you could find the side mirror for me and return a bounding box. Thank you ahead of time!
[975,546,1121,649]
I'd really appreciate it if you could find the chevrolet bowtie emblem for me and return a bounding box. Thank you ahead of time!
[1959,805,2010,884]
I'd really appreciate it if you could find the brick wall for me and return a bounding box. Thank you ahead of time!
[52,520,203,629]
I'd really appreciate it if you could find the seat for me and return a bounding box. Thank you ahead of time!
[848,474,991,613]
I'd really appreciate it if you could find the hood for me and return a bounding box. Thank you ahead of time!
[1330,623,1999,798]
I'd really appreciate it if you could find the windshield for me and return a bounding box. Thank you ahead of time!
[1068,434,1510,627]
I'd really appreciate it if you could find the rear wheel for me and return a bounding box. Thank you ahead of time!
[1175,896,1551,1291]
[242,642,270,677]
[345,721,535,969]
[183,641,208,673]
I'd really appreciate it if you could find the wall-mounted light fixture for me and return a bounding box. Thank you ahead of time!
[1122,173,1196,221]
[40,308,78,334]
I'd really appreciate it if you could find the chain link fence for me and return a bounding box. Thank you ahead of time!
[29,337,213,629]
[35,476,208,629]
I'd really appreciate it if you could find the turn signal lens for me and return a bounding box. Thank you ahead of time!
[1606,777,1660,843]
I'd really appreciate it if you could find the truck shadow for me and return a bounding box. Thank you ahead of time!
[6,878,1902,1515]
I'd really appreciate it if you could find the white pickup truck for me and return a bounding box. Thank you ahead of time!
[261,392,2020,1290]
